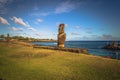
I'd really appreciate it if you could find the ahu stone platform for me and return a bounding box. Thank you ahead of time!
[34,45,88,54]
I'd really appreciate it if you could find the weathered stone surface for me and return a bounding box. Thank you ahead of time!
[57,24,66,48]
[59,24,65,34]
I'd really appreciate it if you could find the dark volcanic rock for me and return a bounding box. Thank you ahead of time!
[103,41,120,50]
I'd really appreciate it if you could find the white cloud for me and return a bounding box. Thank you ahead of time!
[71,32,80,35]
[35,33,41,36]
[30,1,80,16]
[39,12,50,16]
[55,1,79,14]
[101,34,113,39]
[11,27,23,31]
[37,18,43,23]
[28,27,36,32]
[95,34,120,40]
[74,34,120,40]
[86,31,92,34]
[11,16,30,27]
[31,12,50,16]
[52,32,57,35]
[65,23,68,27]
[75,26,80,29]
[11,16,37,32]
[0,16,9,25]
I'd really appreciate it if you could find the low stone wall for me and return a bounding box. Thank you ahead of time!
[34,45,88,54]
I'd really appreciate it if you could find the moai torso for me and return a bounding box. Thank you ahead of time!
[57,24,66,48]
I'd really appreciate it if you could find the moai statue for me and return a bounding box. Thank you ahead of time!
[57,24,66,48]
[6,33,10,43]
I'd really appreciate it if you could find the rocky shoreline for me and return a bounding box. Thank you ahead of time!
[103,41,120,50]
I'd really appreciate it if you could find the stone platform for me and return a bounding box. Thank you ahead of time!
[34,45,88,54]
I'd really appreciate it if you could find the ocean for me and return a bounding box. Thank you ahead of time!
[31,41,120,59]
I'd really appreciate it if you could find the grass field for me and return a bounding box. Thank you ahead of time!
[0,42,120,80]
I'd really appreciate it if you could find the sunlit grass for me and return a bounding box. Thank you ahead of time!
[0,42,120,80]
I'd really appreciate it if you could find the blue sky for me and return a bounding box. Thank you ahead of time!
[0,0,120,40]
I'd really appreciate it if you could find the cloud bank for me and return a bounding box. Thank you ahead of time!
[11,27,23,31]
[37,18,43,23]
[55,1,79,14]
[28,27,36,32]
[0,17,9,25]
[11,17,30,27]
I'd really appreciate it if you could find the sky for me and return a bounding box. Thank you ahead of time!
[0,0,120,40]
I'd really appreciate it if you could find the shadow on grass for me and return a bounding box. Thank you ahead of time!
[0,78,5,80]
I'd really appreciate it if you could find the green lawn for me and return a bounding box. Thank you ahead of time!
[0,42,120,80]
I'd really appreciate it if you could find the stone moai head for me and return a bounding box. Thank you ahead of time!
[59,24,65,34]
[57,23,66,48]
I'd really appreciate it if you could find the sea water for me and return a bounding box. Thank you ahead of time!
[31,41,120,59]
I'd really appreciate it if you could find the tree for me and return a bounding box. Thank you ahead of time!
[0,34,5,38]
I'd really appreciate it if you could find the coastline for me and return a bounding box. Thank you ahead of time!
[9,41,88,54]
[30,41,120,59]
[2,41,120,60]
